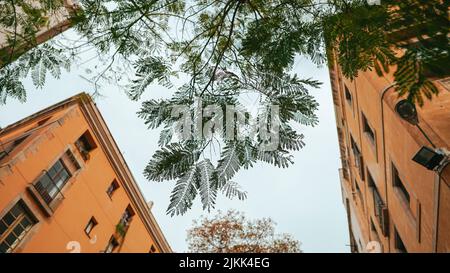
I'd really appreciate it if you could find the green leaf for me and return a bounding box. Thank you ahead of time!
[215,142,241,187]
[128,56,172,101]
[144,143,198,182]
[222,181,247,201]
[167,164,199,216]
[138,99,172,129]
[196,159,217,211]
[292,111,319,127]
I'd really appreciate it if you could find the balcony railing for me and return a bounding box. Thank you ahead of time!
[32,171,65,206]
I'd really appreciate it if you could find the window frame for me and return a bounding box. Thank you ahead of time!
[344,84,353,107]
[34,159,72,205]
[370,218,381,242]
[106,180,120,199]
[0,200,37,253]
[84,217,98,238]
[75,130,97,161]
[354,179,364,206]
[105,236,119,253]
[0,151,7,161]
[361,112,376,147]
[149,245,156,253]
[119,205,135,227]
[394,227,408,253]
[392,164,411,205]
[350,135,365,181]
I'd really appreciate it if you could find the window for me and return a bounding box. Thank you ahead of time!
[0,201,37,253]
[354,180,364,205]
[368,169,389,236]
[84,217,98,237]
[116,205,135,237]
[105,236,119,253]
[394,228,407,253]
[12,135,29,147]
[372,182,384,220]
[34,159,71,205]
[106,180,120,198]
[119,205,135,228]
[362,113,376,144]
[149,245,156,253]
[37,117,52,126]
[345,85,352,105]
[392,164,410,204]
[367,170,376,187]
[350,136,365,181]
[75,131,97,161]
[369,170,384,218]
[370,218,380,242]
[64,149,81,172]
[0,135,30,162]
[0,151,7,161]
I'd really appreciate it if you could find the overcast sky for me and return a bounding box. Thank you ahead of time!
[0,37,349,253]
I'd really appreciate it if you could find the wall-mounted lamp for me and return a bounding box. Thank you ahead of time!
[412,146,446,171]
[395,99,419,125]
[395,99,436,148]
[395,100,449,171]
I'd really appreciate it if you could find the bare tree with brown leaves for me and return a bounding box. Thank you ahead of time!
[186,210,301,253]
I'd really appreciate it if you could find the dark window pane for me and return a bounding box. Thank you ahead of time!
[20,218,32,229]
[48,165,57,177]
[107,180,119,197]
[393,165,410,204]
[0,151,7,160]
[54,160,62,169]
[39,175,53,191]
[0,242,9,253]
[54,171,69,186]
[12,225,25,238]
[0,221,7,235]
[345,85,352,103]
[395,228,407,253]
[51,161,70,187]
[10,204,23,218]
[5,232,18,247]
[3,213,15,226]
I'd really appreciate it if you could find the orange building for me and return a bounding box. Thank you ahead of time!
[0,93,171,253]
[329,48,450,252]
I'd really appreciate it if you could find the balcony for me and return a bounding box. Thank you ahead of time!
[27,159,72,216]
[115,206,135,238]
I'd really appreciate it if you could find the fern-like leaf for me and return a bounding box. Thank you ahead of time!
[167,164,198,216]
[292,111,319,127]
[196,159,217,211]
[128,56,172,101]
[215,143,242,187]
[144,143,197,181]
[222,181,247,200]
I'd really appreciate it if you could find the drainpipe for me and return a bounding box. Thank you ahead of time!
[380,82,397,253]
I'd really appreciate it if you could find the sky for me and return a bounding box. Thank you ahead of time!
[0,39,350,253]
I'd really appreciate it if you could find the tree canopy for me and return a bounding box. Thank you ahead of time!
[186,210,301,253]
[0,0,448,215]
